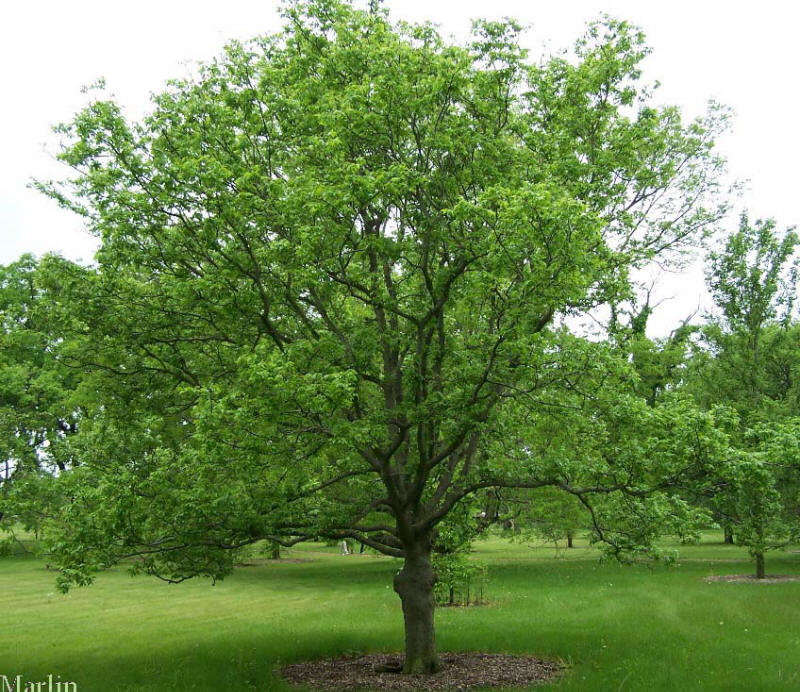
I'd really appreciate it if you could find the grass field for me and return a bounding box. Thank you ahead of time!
[1,533,799,691]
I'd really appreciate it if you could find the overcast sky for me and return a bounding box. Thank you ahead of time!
[2,1,798,335]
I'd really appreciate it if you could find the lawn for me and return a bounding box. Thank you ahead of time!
[1,533,798,691]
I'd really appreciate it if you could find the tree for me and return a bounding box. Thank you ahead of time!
[0,255,85,535]
[37,0,727,673]
[689,213,800,576]
[714,419,800,578]
[501,486,587,549]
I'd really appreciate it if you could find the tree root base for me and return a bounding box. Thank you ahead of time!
[280,652,565,690]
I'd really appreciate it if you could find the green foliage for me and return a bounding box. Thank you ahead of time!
[432,551,488,606]
[715,420,800,561]
[503,486,587,549]
[574,396,721,562]
[686,212,800,575]
[627,324,697,406]
[0,255,87,534]
[0,257,73,473]
[708,213,798,334]
[31,5,727,647]
[429,499,488,605]
[607,288,699,407]
[694,213,799,421]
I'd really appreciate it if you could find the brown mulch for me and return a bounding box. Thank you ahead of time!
[704,574,800,584]
[235,558,314,566]
[436,599,496,609]
[279,653,565,691]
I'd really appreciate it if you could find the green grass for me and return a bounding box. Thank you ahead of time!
[1,533,799,691]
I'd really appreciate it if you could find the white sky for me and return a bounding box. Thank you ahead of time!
[1,1,798,336]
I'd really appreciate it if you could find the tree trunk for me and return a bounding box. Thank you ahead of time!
[269,541,280,560]
[393,542,440,674]
[723,526,734,544]
[567,533,574,549]
[755,550,765,579]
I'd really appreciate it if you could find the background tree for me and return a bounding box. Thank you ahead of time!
[36,0,727,673]
[713,419,800,577]
[0,255,85,539]
[687,213,800,575]
[698,213,798,419]
[502,487,587,549]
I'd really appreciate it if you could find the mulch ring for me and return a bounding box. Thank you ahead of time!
[279,653,565,691]
[236,558,314,566]
[705,574,800,584]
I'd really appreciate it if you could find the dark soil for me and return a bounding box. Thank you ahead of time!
[279,652,564,691]
[704,574,800,584]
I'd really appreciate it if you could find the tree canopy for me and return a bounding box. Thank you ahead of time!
[29,0,731,673]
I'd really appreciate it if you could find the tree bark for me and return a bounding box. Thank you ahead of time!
[393,541,441,674]
[755,550,765,579]
[269,541,280,560]
[567,533,574,549]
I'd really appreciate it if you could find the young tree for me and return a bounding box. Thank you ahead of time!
[690,213,800,575]
[715,420,800,578]
[37,0,727,672]
[430,497,487,606]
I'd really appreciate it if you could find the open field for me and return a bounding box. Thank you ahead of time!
[1,533,799,691]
